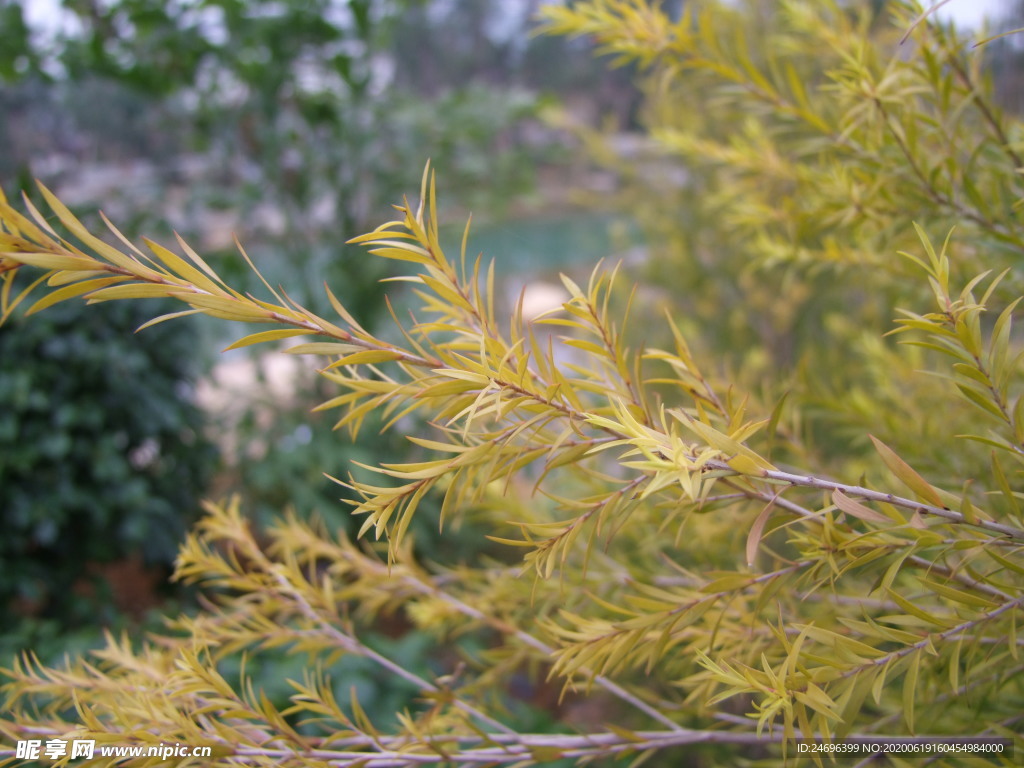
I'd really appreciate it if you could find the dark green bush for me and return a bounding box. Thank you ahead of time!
[0,298,215,627]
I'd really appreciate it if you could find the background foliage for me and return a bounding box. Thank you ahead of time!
[0,297,213,626]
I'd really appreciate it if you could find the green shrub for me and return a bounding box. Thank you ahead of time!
[0,295,214,628]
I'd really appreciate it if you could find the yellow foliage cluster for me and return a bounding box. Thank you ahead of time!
[2,2,1023,765]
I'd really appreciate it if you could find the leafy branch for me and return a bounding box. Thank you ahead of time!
[4,1,1024,755]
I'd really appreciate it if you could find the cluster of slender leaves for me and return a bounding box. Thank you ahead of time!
[544,0,1024,474]
[2,1,1024,766]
